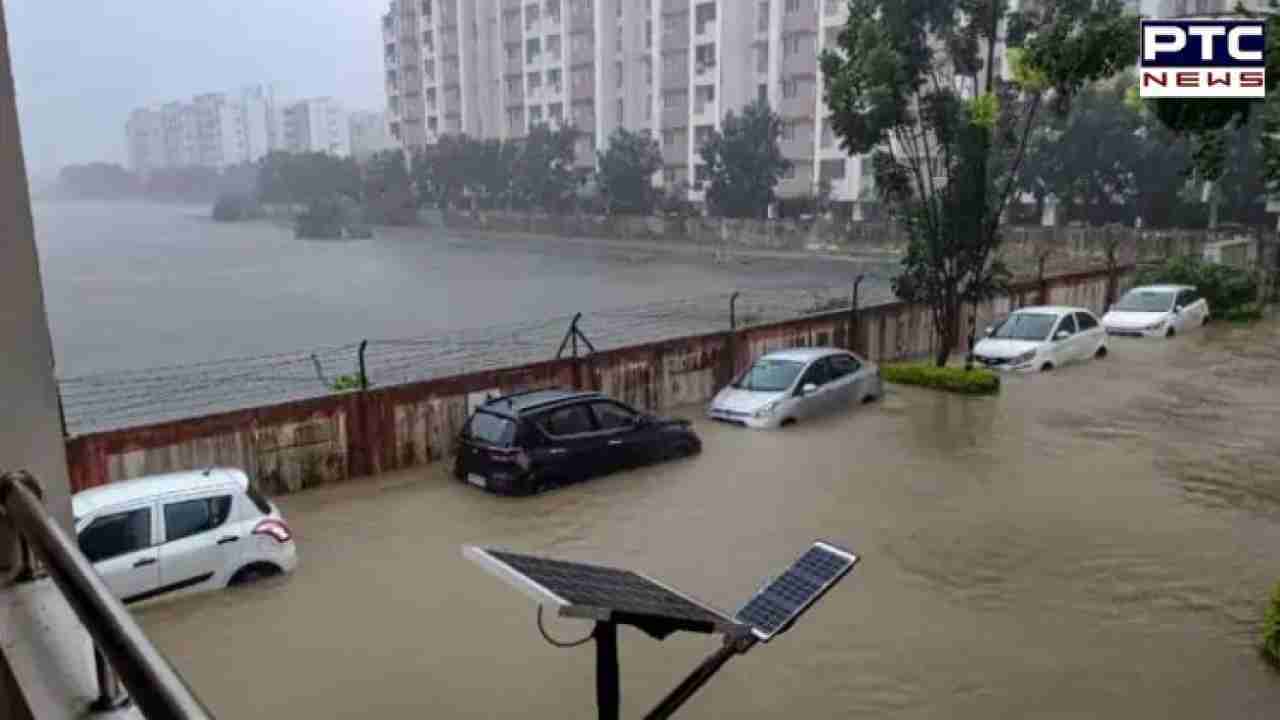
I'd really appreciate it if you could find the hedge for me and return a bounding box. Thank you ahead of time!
[1224,303,1264,323]
[881,363,1001,395]
[1133,255,1258,314]
[1264,581,1280,667]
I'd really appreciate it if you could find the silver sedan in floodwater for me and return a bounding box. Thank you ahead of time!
[707,347,883,428]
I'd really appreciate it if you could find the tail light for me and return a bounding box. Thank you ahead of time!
[253,518,293,543]
[488,447,531,470]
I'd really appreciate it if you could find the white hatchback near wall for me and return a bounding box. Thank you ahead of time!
[73,468,297,605]
[973,306,1108,372]
[1101,285,1209,338]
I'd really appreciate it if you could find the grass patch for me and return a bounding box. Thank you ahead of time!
[881,363,1000,395]
[1264,581,1280,668]
[1223,303,1264,324]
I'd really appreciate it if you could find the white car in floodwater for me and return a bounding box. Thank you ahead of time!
[1101,285,1209,338]
[706,347,883,428]
[973,306,1108,372]
[73,468,297,605]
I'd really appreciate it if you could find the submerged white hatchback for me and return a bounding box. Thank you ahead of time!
[1101,285,1209,338]
[73,468,297,605]
[707,347,882,429]
[973,306,1108,372]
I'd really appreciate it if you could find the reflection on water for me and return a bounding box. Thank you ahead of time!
[137,320,1280,718]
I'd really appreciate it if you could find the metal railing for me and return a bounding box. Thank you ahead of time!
[0,471,215,719]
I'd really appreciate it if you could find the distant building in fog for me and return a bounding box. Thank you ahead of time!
[1154,0,1267,14]
[349,111,396,162]
[125,83,287,174]
[282,97,350,157]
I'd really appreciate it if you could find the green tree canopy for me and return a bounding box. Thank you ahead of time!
[821,0,1137,366]
[698,100,791,219]
[512,124,579,212]
[597,128,663,214]
[362,149,417,225]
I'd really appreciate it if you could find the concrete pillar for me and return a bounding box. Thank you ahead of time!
[0,0,73,535]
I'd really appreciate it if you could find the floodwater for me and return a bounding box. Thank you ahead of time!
[33,201,877,376]
[135,320,1280,718]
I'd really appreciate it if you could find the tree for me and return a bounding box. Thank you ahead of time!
[821,0,1137,366]
[597,128,663,214]
[362,150,417,225]
[467,138,519,209]
[257,152,360,207]
[512,124,579,212]
[698,100,790,219]
[56,163,139,199]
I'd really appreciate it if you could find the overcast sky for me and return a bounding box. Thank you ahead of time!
[8,0,387,178]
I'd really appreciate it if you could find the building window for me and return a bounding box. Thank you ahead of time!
[783,163,797,179]
[616,98,624,123]
[427,87,438,109]
[507,77,521,95]
[550,102,564,122]
[758,1,770,32]
[547,34,562,59]
[663,89,685,109]
[756,45,769,73]
[530,105,544,124]
[616,61,624,88]
[786,0,801,12]
[695,3,717,34]
[644,93,652,120]
[572,66,592,89]
[695,85,715,113]
[572,31,592,54]
[506,43,520,63]
[527,38,542,63]
[547,0,561,23]
[695,163,711,185]
[423,30,434,51]
[526,3,540,29]
[646,20,653,48]
[548,68,563,92]
[696,44,716,73]
[758,83,768,102]
[784,34,802,56]
[662,126,687,148]
[528,71,543,90]
[820,158,846,181]
[424,59,435,79]
[694,124,714,151]
[643,57,653,86]
[824,0,841,14]
[617,29,624,52]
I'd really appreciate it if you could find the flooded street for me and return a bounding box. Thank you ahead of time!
[135,319,1280,718]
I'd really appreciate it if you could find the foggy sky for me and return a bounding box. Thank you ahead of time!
[8,0,388,179]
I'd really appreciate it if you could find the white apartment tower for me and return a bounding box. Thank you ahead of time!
[382,0,879,205]
[349,110,396,161]
[282,98,351,157]
[125,108,165,174]
[126,84,285,173]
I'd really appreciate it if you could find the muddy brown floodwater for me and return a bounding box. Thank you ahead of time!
[135,319,1280,718]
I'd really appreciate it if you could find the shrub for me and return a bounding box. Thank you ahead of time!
[330,374,365,391]
[1264,581,1280,667]
[295,199,346,239]
[1134,255,1258,314]
[211,192,260,222]
[881,363,1001,395]
[1224,303,1264,323]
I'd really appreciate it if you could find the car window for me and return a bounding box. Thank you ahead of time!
[539,404,597,436]
[991,313,1056,340]
[1178,290,1197,307]
[1114,289,1175,312]
[1075,312,1098,331]
[590,402,637,431]
[827,354,860,379]
[1056,314,1077,337]
[245,485,273,515]
[466,411,517,446]
[79,508,151,563]
[164,496,232,543]
[799,358,831,387]
[732,358,805,392]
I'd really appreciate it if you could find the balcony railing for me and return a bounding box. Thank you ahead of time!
[0,471,215,719]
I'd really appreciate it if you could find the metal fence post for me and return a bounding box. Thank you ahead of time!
[91,645,130,712]
[850,274,865,354]
[358,340,369,391]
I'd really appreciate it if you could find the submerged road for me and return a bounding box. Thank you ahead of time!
[135,319,1280,718]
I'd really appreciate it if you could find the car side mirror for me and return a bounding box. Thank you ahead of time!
[984,326,993,336]
[1054,330,1070,341]
[801,383,818,396]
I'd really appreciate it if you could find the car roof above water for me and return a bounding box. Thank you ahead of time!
[1126,284,1195,293]
[1011,305,1093,318]
[72,467,249,519]
[481,388,603,417]
[760,347,850,363]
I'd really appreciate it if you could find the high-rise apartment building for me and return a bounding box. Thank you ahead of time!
[126,84,285,173]
[382,0,876,206]
[349,111,396,162]
[1156,0,1266,15]
[282,98,351,157]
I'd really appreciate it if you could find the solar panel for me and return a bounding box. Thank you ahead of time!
[733,541,859,641]
[465,547,734,631]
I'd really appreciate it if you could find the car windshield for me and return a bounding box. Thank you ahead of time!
[991,313,1056,341]
[1113,290,1176,313]
[732,358,805,392]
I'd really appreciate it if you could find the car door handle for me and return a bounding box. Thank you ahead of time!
[549,448,567,455]
[608,440,624,446]
[133,557,156,568]
[217,536,239,545]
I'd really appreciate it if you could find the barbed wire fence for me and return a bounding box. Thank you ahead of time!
[58,281,898,437]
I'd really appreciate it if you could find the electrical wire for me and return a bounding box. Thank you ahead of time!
[536,605,594,649]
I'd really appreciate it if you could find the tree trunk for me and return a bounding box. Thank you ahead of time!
[933,300,960,368]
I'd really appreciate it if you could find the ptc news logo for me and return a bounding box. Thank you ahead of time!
[1139,19,1266,99]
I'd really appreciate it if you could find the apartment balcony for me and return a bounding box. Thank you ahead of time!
[693,61,716,83]
[662,62,689,90]
[661,103,689,127]
[779,92,816,119]
[782,49,818,76]
[570,37,593,65]
[570,6,593,32]
[782,0,819,32]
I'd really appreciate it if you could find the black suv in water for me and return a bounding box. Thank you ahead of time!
[452,388,701,495]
